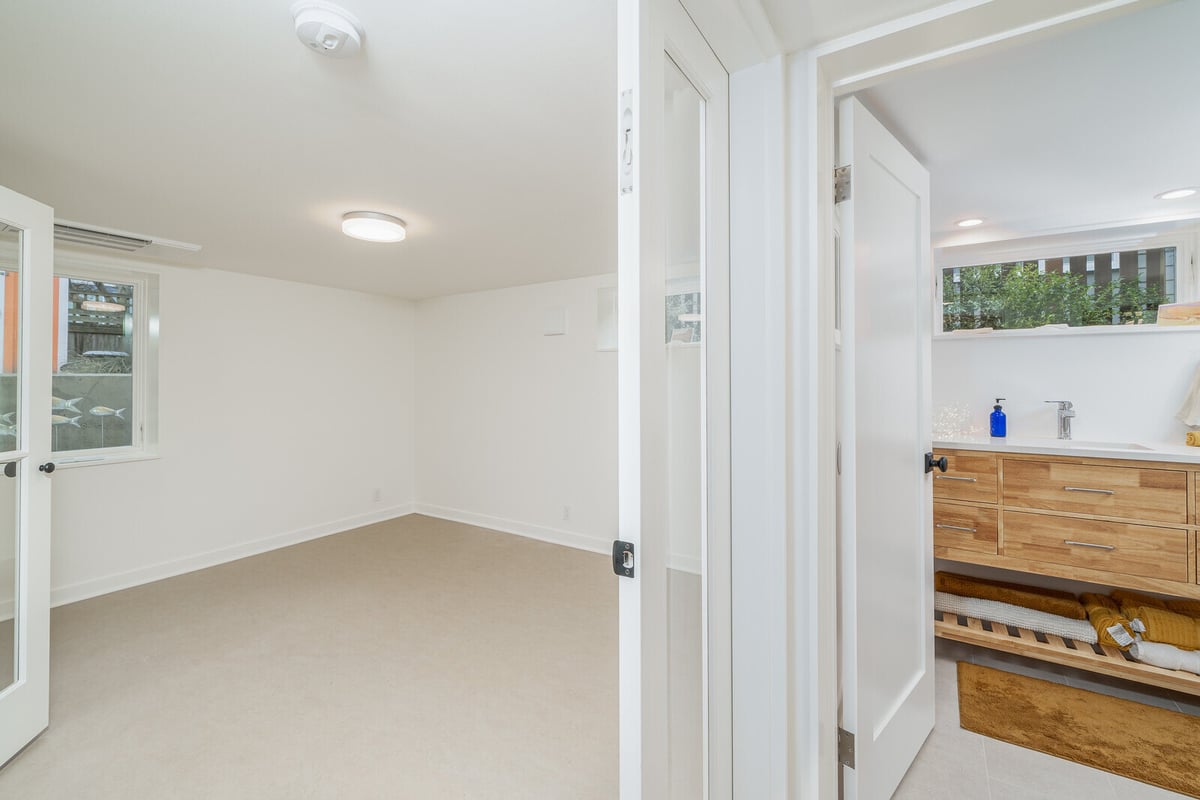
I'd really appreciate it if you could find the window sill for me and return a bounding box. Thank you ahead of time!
[54,450,160,469]
[934,323,1200,342]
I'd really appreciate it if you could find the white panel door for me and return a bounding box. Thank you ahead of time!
[837,96,934,800]
[616,0,730,797]
[0,185,54,766]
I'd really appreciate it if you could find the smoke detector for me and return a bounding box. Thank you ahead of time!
[291,1,364,59]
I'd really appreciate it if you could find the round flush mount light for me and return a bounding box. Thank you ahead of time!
[341,211,407,243]
[956,218,984,228]
[1155,188,1198,201]
[291,1,364,59]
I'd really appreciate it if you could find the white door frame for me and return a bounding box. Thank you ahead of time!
[787,2,1162,798]
[627,1,1157,797]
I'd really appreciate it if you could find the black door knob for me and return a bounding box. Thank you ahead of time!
[924,452,947,474]
[38,462,55,474]
[3,462,14,478]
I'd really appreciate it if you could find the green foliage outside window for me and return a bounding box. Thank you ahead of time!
[942,262,1166,331]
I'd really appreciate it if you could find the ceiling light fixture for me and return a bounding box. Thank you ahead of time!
[956,218,984,228]
[341,211,407,243]
[1156,188,1197,201]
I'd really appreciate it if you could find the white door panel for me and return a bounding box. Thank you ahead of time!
[838,96,934,800]
[0,185,54,766]
[616,0,730,797]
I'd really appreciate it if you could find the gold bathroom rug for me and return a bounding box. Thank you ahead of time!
[957,661,1200,797]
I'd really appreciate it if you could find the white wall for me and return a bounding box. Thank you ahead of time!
[933,329,1200,444]
[414,274,617,553]
[50,266,416,605]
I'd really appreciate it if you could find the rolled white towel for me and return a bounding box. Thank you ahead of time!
[1131,640,1200,675]
[935,591,1098,644]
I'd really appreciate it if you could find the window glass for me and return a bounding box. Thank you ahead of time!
[51,276,134,452]
[942,246,1176,332]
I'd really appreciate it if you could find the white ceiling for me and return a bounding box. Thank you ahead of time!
[0,0,615,299]
[6,0,1162,298]
[856,0,1200,253]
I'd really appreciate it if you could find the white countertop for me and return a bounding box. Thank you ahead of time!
[933,436,1200,464]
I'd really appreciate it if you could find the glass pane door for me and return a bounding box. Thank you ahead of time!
[0,225,18,694]
[663,54,705,798]
[0,185,54,766]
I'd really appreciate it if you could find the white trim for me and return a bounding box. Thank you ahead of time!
[811,0,993,57]
[827,0,1143,91]
[411,503,611,555]
[934,322,1200,341]
[49,503,416,609]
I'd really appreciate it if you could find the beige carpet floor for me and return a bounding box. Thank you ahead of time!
[0,514,619,799]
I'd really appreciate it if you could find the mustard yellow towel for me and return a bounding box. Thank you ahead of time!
[1167,599,1200,620]
[1131,606,1200,651]
[935,572,1086,620]
[1112,589,1168,612]
[1082,593,1135,650]
[1083,592,1119,611]
[1187,431,1200,447]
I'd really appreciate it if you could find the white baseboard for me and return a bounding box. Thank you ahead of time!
[412,504,611,556]
[49,503,416,609]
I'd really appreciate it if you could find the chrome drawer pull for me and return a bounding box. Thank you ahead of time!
[1064,540,1116,551]
[1063,486,1115,495]
[935,476,977,483]
[936,523,978,533]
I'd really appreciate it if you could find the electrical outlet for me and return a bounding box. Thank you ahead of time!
[372,488,382,503]
[562,505,571,521]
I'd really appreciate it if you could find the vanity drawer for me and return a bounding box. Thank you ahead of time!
[1001,510,1188,582]
[933,502,997,554]
[932,451,998,503]
[1002,460,1187,523]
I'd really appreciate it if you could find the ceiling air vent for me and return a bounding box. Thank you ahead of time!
[54,219,201,255]
[1,220,200,257]
[53,224,152,252]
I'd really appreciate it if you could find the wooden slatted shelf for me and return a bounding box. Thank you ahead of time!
[934,610,1200,697]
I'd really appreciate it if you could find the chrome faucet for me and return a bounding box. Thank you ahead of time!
[1045,400,1075,440]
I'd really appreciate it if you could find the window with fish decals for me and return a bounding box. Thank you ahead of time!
[48,261,157,460]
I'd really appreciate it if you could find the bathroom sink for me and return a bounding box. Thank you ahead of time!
[1055,440,1153,451]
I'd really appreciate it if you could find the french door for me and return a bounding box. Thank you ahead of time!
[616,0,731,797]
[0,186,54,766]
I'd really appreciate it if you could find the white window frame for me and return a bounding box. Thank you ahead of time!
[51,253,159,467]
[934,225,1200,337]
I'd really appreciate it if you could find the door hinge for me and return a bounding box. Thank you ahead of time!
[834,165,851,204]
[837,727,856,768]
[619,90,634,195]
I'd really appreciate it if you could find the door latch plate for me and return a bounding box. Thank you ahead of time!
[612,540,635,578]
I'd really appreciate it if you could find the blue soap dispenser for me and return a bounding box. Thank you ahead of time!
[990,398,1007,438]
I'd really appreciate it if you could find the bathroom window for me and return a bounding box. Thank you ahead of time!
[941,246,1177,332]
[50,261,158,463]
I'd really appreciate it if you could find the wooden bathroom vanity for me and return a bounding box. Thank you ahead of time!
[932,442,1200,695]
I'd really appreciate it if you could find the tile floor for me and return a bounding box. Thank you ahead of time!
[895,638,1197,799]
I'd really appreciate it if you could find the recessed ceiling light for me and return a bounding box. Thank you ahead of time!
[341,211,407,243]
[1155,188,1197,201]
[956,218,984,228]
